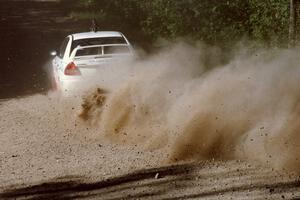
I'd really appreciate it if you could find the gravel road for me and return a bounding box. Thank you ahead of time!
[0,95,299,200]
[0,1,300,199]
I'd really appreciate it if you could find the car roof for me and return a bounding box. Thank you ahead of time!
[71,31,123,40]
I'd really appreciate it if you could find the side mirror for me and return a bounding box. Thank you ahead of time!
[50,51,57,56]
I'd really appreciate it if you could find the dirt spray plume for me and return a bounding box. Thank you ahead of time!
[79,43,300,174]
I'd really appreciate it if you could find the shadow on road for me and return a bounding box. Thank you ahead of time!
[0,163,196,200]
[1,162,300,200]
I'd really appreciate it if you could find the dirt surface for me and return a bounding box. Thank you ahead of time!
[0,94,299,199]
[1,1,300,199]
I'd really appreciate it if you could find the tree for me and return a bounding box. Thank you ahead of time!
[70,0,291,48]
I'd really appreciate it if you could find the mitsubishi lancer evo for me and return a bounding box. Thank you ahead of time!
[51,31,134,95]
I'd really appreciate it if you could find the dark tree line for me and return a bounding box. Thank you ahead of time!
[70,0,290,48]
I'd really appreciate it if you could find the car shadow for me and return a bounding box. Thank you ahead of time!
[0,163,197,200]
[1,162,300,200]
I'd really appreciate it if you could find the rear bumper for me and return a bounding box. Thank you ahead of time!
[57,76,110,97]
[57,78,88,96]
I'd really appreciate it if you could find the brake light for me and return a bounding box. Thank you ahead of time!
[64,62,81,76]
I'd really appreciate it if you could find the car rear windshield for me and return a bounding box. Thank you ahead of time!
[71,37,126,54]
[76,45,130,57]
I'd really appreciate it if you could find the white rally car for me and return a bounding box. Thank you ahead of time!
[51,31,134,94]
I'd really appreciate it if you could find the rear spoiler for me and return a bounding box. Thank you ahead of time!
[70,44,133,59]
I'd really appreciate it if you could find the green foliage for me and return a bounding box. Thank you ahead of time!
[71,0,290,47]
[248,0,289,47]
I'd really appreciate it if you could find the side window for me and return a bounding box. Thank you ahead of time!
[59,37,69,58]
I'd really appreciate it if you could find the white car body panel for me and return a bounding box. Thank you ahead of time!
[72,31,125,40]
[51,31,134,95]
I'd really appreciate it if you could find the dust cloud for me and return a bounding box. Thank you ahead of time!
[78,43,300,174]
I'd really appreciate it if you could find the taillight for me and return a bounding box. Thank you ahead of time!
[64,62,81,76]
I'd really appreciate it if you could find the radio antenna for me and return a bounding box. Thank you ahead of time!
[90,18,98,32]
